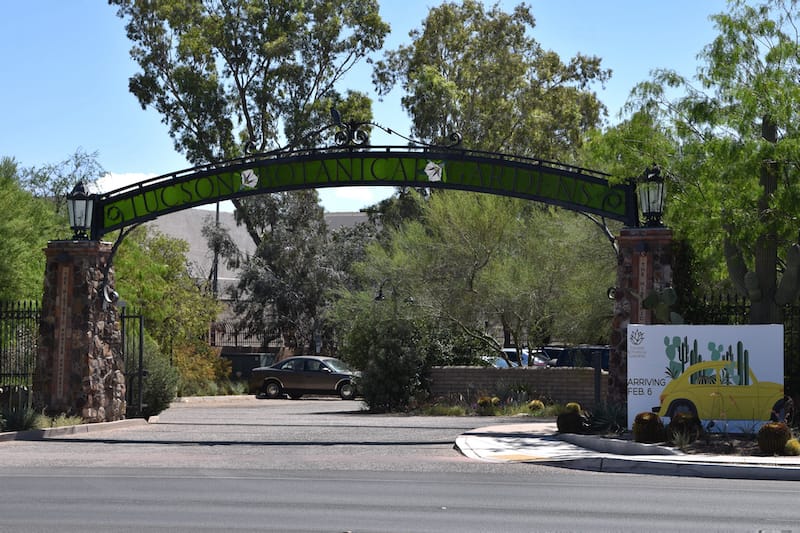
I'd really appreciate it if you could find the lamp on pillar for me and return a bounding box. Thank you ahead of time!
[67,181,95,240]
[637,164,666,227]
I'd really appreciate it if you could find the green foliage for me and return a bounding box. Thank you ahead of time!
[374,0,609,159]
[758,421,792,455]
[0,158,64,300]
[229,190,336,354]
[114,226,222,355]
[140,334,179,419]
[173,340,231,397]
[611,0,800,313]
[110,0,388,163]
[565,402,582,414]
[632,412,666,444]
[339,317,424,413]
[33,412,84,429]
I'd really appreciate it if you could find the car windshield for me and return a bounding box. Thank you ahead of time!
[324,359,352,373]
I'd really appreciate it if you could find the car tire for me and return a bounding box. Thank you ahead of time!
[262,381,283,399]
[770,397,795,423]
[666,400,697,418]
[338,381,356,400]
[289,393,303,400]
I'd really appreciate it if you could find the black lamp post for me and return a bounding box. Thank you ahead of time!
[637,164,666,227]
[67,181,95,240]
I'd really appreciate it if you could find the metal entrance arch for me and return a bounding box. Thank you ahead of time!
[89,146,637,239]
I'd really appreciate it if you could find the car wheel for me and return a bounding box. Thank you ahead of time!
[338,381,356,400]
[770,397,795,423]
[666,400,697,418]
[289,393,303,400]
[262,381,282,399]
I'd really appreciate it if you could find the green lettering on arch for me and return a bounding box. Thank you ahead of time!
[96,150,635,237]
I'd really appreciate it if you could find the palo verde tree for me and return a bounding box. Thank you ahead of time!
[625,0,800,325]
[362,1,616,357]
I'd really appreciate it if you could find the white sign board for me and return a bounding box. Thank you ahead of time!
[627,324,784,431]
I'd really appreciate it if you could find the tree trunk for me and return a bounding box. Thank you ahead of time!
[751,116,782,325]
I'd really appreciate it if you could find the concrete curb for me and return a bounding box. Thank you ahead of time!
[538,456,800,481]
[557,433,682,456]
[0,418,149,442]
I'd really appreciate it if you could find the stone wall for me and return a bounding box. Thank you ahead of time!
[34,240,126,422]
[428,367,607,410]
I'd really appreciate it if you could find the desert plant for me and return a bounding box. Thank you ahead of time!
[632,412,665,443]
[666,412,702,444]
[476,396,497,416]
[0,408,38,432]
[757,421,792,455]
[784,438,800,456]
[557,403,587,434]
[585,402,626,434]
[528,399,545,412]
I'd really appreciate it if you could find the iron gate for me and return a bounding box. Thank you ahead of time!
[121,306,145,418]
[0,301,39,414]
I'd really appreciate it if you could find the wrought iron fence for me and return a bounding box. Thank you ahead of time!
[0,301,40,413]
[121,307,145,418]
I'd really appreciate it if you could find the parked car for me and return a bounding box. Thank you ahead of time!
[545,345,609,370]
[249,356,359,400]
[655,360,786,421]
[483,348,549,368]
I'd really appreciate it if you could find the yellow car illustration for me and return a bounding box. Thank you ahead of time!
[655,360,787,421]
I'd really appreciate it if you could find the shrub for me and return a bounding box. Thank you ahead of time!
[632,412,665,443]
[565,402,582,414]
[528,399,545,412]
[666,412,701,444]
[758,422,792,455]
[784,438,800,456]
[140,334,179,419]
[341,319,425,413]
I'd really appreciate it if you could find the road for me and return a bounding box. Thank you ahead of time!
[1,397,798,532]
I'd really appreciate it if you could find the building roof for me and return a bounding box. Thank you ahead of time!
[145,208,368,296]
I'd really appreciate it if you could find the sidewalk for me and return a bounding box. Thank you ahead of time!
[455,422,800,481]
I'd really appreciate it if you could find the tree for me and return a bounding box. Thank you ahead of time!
[0,158,64,300]
[226,190,335,356]
[361,1,617,361]
[110,0,389,242]
[114,226,225,393]
[373,0,610,159]
[624,0,800,324]
[20,148,105,218]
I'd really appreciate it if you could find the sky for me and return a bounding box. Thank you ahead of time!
[0,0,728,212]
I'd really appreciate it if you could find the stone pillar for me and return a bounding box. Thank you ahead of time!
[34,240,126,422]
[609,227,674,405]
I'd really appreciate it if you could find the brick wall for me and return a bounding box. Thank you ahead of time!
[428,366,607,410]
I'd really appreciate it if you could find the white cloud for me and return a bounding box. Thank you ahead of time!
[94,172,157,194]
